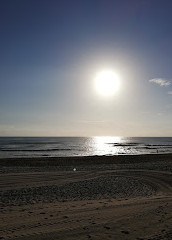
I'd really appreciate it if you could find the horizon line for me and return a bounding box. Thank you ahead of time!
[0,136,172,138]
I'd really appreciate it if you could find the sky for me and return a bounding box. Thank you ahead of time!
[0,0,172,137]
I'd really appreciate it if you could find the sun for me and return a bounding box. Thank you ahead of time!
[95,70,119,96]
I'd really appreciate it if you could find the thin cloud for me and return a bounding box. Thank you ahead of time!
[149,78,171,86]
[168,91,172,94]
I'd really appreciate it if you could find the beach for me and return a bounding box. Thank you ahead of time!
[0,154,172,240]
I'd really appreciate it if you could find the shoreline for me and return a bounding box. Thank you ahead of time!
[1,153,172,166]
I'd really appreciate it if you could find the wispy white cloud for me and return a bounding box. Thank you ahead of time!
[168,91,172,94]
[149,78,171,86]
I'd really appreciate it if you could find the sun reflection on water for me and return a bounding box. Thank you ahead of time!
[90,136,122,155]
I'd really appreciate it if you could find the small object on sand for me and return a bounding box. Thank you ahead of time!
[73,168,76,172]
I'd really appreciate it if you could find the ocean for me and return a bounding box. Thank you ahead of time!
[0,137,172,158]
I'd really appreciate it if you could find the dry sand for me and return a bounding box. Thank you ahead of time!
[0,154,172,240]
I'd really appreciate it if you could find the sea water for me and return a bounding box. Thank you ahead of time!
[0,137,172,158]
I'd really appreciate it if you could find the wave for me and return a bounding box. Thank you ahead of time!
[111,144,172,148]
[107,142,140,146]
[0,142,64,145]
[0,148,72,152]
[146,144,172,147]
[114,143,141,147]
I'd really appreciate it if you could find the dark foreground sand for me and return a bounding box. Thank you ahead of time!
[0,154,172,240]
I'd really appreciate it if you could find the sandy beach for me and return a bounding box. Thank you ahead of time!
[0,154,172,240]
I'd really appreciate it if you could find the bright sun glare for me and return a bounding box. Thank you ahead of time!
[95,70,119,96]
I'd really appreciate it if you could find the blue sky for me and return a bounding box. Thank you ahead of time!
[0,0,172,136]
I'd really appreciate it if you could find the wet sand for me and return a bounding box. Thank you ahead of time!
[0,154,172,240]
